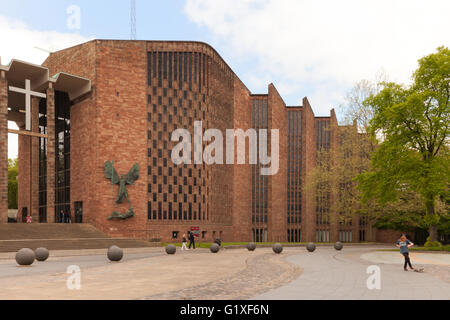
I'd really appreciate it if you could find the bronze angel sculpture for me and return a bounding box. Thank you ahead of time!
[104,161,140,220]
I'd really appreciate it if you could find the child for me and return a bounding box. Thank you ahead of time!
[396,235,415,271]
[181,234,188,251]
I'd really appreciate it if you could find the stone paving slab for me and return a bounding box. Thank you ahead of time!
[361,251,450,265]
[0,248,294,300]
[1,246,448,300]
[142,250,302,300]
[253,247,450,300]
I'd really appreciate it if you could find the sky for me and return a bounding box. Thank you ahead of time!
[1,0,449,159]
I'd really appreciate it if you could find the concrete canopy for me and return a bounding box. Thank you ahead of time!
[0,59,91,126]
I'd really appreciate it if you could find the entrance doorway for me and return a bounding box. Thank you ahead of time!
[74,201,83,223]
[21,207,28,223]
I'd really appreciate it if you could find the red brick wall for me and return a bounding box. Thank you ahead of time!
[43,41,97,82]
[36,40,383,243]
[301,98,316,242]
[43,41,97,224]
[268,84,287,242]
[140,41,243,242]
[93,40,148,236]
[70,96,95,226]
[231,76,252,241]
[329,109,339,242]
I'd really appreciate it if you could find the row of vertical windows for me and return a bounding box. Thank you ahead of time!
[316,120,331,151]
[54,91,71,223]
[251,99,269,227]
[316,119,331,226]
[287,111,302,230]
[340,213,353,226]
[339,231,353,243]
[288,229,301,243]
[316,191,330,225]
[359,230,366,242]
[148,51,208,92]
[252,228,268,243]
[146,57,209,222]
[316,230,330,243]
[38,99,48,223]
[147,201,203,221]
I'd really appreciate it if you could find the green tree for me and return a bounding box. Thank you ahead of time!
[304,76,389,233]
[8,158,18,210]
[358,47,450,241]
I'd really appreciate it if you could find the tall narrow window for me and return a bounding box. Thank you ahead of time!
[153,52,157,79]
[203,55,206,86]
[147,52,152,86]
[168,52,173,88]
[179,53,183,90]
[158,52,162,87]
[174,53,178,83]
[188,52,192,90]
[183,52,187,82]
[198,53,202,93]
[194,53,197,84]
[163,52,167,80]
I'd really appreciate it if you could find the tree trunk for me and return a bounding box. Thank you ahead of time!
[428,225,438,242]
[426,199,439,242]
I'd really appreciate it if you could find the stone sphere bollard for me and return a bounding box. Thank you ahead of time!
[35,247,50,262]
[166,244,177,255]
[334,242,343,251]
[247,242,256,251]
[107,245,123,262]
[306,242,316,253]
[210,243,220,253]
[273,243,283,254]
[16,248,35,266]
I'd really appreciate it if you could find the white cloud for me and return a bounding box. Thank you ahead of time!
[0,15,92,159]
[0,15,91,65]
[184,0,450,114]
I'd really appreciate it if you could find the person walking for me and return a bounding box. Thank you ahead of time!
[396,235,415,271]
[181,234,188,251]
[60,210,65,224]
[188,231,196,250]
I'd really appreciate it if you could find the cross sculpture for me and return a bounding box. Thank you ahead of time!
[9,79,47,131]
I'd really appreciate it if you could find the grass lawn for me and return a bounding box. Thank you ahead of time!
[162,242,378,249]
[163,242,313,249]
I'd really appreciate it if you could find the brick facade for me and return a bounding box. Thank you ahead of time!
[10,40,398,243]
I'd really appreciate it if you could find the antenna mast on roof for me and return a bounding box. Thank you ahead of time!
[130,0,136,40]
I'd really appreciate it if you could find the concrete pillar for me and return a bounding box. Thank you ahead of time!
[46,86,55,223]
[18,125,30,221]
[0,71,8,223]
[31,97,40,222]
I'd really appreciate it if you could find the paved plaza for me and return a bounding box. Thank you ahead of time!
[255,247,450,300]
[0,246,448,300]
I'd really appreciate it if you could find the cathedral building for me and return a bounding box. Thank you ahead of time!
[0,40,395,243]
